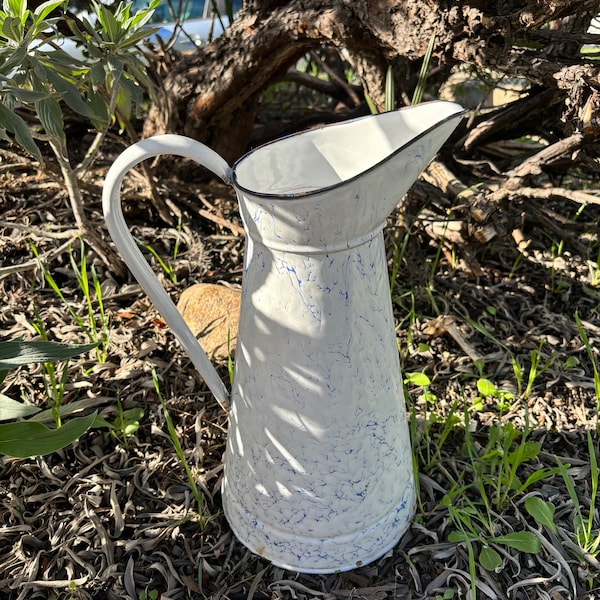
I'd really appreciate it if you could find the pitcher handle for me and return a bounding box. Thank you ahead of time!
[102,134,232,407]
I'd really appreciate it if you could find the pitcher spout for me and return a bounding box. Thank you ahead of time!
[232,101,465,253]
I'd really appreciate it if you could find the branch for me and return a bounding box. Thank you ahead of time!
[461,89,564,152]
[493,186,600,207]
[504,133,585,184]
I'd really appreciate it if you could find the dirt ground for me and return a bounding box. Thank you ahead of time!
[1,125,600,599]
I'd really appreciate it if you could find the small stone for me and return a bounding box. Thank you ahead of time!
[177,283,241,362]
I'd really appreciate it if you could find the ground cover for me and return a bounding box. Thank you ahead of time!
[0,125,599,599]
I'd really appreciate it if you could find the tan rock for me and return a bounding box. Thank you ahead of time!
[177,283,241,362]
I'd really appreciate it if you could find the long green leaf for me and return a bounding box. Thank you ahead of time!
[412,32,436,105]
[32,0,65,23]
[0,42,27,74]
[479,546,502,571]
[29,397,102,423]
[0,411,97,457]
[96,3,120,43]
[44,68,97,119]
[0,394,40,421]
[0,103,42,161]
[128,0,160,28]
[1,14,23,42]
[0,340,98,369]
[36,96,65,143]
[384,65,394,112]
[5,87,51,103]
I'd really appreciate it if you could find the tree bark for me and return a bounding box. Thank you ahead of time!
[145,0,600,161]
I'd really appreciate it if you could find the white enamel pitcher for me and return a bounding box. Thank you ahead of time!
[102,100,465,573]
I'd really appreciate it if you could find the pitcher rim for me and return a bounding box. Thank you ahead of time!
[231,100,466,200]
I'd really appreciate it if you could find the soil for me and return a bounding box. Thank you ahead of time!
[0,126,599,600]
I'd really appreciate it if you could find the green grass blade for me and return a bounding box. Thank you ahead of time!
[411,33,435,105]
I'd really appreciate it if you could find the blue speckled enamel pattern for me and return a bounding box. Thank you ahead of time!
[102,101,465,573]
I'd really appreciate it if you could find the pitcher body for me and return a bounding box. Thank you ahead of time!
[224,232,414,572]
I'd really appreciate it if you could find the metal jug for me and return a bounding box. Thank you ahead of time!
[102,101,464,573]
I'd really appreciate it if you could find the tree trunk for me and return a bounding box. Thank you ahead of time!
[145,0,599,161]
[143,0,600,257]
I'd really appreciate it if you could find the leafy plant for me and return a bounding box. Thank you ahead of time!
[473,377,514,413]
[405,370,461,476]
[465,411,558,511]
[511,340,555,400]
[0,339,99,457]
[524,495,558,535]
[111,399,144,448]
[413,400,559,584]
[0,0,159,263]
[30,307,71,426]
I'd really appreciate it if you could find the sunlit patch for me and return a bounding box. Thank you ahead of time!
[275,481,292,497]
[254,483,270,497]
[271,405,327,438]
[264,427,306,473]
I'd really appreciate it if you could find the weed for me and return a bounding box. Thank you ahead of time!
[136,216,183,284]
[152,368,206,520]
[411,33,436,105]
[575,311,600,429]
[0,339,99,457]
[69,241,112,362]
[31,240,111,364]
[366,30,432,113]
[587,245,600,287]
[512,343,553,400]
[405,371,461,473]
[111,400,144,449]
[556,430,600,559]
[522,341,555,399]
[524,495,558,535]
[414,400,555,581]
[464,410,557,511]
[548,237,565,292]
[473,377,514,413]
[31,307,70,427]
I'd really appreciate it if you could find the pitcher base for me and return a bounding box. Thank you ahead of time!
[222,490,416,574]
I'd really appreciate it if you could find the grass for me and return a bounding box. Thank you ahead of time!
[405,382,562,590]
[575,311,600,430]
[136,215,183,285]
[30,306,71,427]
[557,430,600,561]
[393,217,600,593]
[152,367,207,522]
[31,239,112,364]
